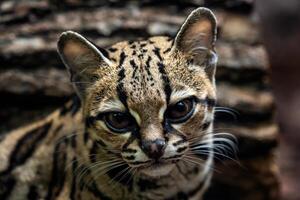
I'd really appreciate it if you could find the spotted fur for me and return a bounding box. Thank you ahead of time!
[0,7,231,200]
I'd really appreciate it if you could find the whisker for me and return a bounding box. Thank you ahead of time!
[182,155,220,173]
[110,166,133,189]
[215,106,240,120]
[193,150,240,166]
[84,161,127,187]
[108,165,131,186]
[76,158,122,186]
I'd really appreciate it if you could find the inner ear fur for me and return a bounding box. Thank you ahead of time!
[57,31,111,99]
[173,7,218,80]
[174,7,217,53]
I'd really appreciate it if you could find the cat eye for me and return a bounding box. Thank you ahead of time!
[166,98,195,123]
[103,112,135,133]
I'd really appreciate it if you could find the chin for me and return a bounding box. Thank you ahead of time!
[139,162,175,178]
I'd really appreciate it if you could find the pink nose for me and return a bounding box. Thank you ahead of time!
[141,139,166,160]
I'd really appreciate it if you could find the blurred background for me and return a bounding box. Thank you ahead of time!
[0,0,299,200]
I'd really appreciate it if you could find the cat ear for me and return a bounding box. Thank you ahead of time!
[57,31,111,100]
[173,7,218,80]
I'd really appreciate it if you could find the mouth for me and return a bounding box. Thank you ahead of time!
[137,158,180,178]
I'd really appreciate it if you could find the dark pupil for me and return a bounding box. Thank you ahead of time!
[108,113,130,128]
[175,102,187,113]
[112,113,125,123]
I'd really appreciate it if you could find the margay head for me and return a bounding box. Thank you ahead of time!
[57,8,230,180]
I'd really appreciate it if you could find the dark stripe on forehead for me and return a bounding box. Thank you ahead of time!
[130,59,138,79]
[157,62,172,103]
[116,52,128,108]
[153,47,162,61]
[145,56,154,84]
[0,121,52,175]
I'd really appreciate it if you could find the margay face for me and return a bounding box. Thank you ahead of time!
[58,8,218,178]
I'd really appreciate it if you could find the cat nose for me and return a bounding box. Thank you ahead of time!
[141,139,166,160]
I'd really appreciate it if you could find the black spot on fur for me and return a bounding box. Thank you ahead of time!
[163,48,171,54]
[153,47,162,61]
[177,146,188,153]
[122,148,137,153]
[130,59,138,69]
[108,47,117,52]
[123,155,135,160]
[173,140,186,146]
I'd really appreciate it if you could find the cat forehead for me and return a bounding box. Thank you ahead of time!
[106,36,173,65]
[87,36,212,113]
[106,36,175,104]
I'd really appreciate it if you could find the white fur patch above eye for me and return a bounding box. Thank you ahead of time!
[99,98,126,112]
[169,88,197,104]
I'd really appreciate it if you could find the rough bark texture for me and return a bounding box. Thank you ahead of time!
[0,0,279,199]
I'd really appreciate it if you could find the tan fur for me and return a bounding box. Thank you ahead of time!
[0,7,225,200]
